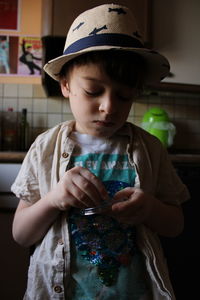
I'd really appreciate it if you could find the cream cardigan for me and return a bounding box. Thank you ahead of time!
[12,121,189,300]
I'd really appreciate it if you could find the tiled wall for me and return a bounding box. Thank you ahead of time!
[133,92,200,151]
[0,83,200,151]
[0,83,74,146]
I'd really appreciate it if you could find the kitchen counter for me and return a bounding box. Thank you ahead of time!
[0,152,26,163]
[169,153,200,164]
[1,151,200,164]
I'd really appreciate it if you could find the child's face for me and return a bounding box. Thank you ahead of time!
[61,62,137,137]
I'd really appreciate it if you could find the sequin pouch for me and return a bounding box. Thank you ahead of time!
[69,210,137,286]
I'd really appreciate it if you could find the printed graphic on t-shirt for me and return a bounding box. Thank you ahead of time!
[70,153,136,197]
[69,151,149,298]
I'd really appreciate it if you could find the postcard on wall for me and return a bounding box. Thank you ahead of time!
[0,35,19,75]
[18,36,42,76]
[0,0,19,31]
[0,35,10,74]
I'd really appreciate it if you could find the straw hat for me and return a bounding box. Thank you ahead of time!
[44,3,170,84]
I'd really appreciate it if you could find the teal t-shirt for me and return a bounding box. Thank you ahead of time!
[68,133,150,300]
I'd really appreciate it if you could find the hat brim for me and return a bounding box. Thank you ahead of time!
[43,46,170,85]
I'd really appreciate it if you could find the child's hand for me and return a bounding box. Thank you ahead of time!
[110,187,155,225]
[49,166,109,211]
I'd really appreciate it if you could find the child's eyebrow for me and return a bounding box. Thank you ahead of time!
[81,76,104,84]
[81,76,136,93]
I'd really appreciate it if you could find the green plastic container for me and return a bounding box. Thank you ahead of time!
[141,107,176,147]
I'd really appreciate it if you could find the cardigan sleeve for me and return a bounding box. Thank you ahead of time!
[11,140,41,203]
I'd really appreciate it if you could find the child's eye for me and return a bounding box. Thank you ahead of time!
[84,90,102,97]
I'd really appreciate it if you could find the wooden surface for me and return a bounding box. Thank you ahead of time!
[0,152,26,163]
[1,151,200,164]
[169,154,200,164]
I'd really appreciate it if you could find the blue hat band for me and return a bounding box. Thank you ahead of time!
[63,33,144,55]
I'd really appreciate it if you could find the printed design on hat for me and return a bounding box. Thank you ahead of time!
[43,3,171,84]
[73,22,84,32]
[89,25,108,35]
[108,7,126,15]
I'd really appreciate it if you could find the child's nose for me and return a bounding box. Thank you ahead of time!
[99,94,116,114]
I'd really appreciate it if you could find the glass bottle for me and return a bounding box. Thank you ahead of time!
[20,108,29,151]
[2,107,18,151]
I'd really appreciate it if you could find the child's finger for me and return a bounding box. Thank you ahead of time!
[70,167,109,206]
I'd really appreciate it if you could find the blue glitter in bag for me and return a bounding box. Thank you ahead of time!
[69,211,137,286]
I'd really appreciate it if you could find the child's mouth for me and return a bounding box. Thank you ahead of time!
[94,120,114,127]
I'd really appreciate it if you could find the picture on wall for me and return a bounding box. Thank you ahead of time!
[0,35,42,76]
[0,35,19,74]
[0,0,19,31]
[0,35,10,74]
[18,36,42,76]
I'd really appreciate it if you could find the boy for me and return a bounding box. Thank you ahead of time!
[11,4,189,299]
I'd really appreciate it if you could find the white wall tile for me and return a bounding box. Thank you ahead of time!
[1,82,200,151]
[18,84,33,97]
[2,98,18,111]
[47,98,62,113]
[128,104,134,116]
[33,113,47,128]
[47,114,62,128]
[0,84,3,97]
[33,98,47,113]
[62,113,74,122]
[133,116,143,127]
[134,102,148,117]
[62,100,72,113]
[18,98,33,112]
[4,84,18,97]
[33,85,47,98]
[26,112,33,126]
[127,116,134,124]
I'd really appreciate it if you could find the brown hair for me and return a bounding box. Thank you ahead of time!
[58,50,145,90]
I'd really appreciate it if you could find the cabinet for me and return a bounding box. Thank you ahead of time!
[0,210,30,299]
[160,162,199,299]
[151,0,200,92]
[0,162,30,299]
